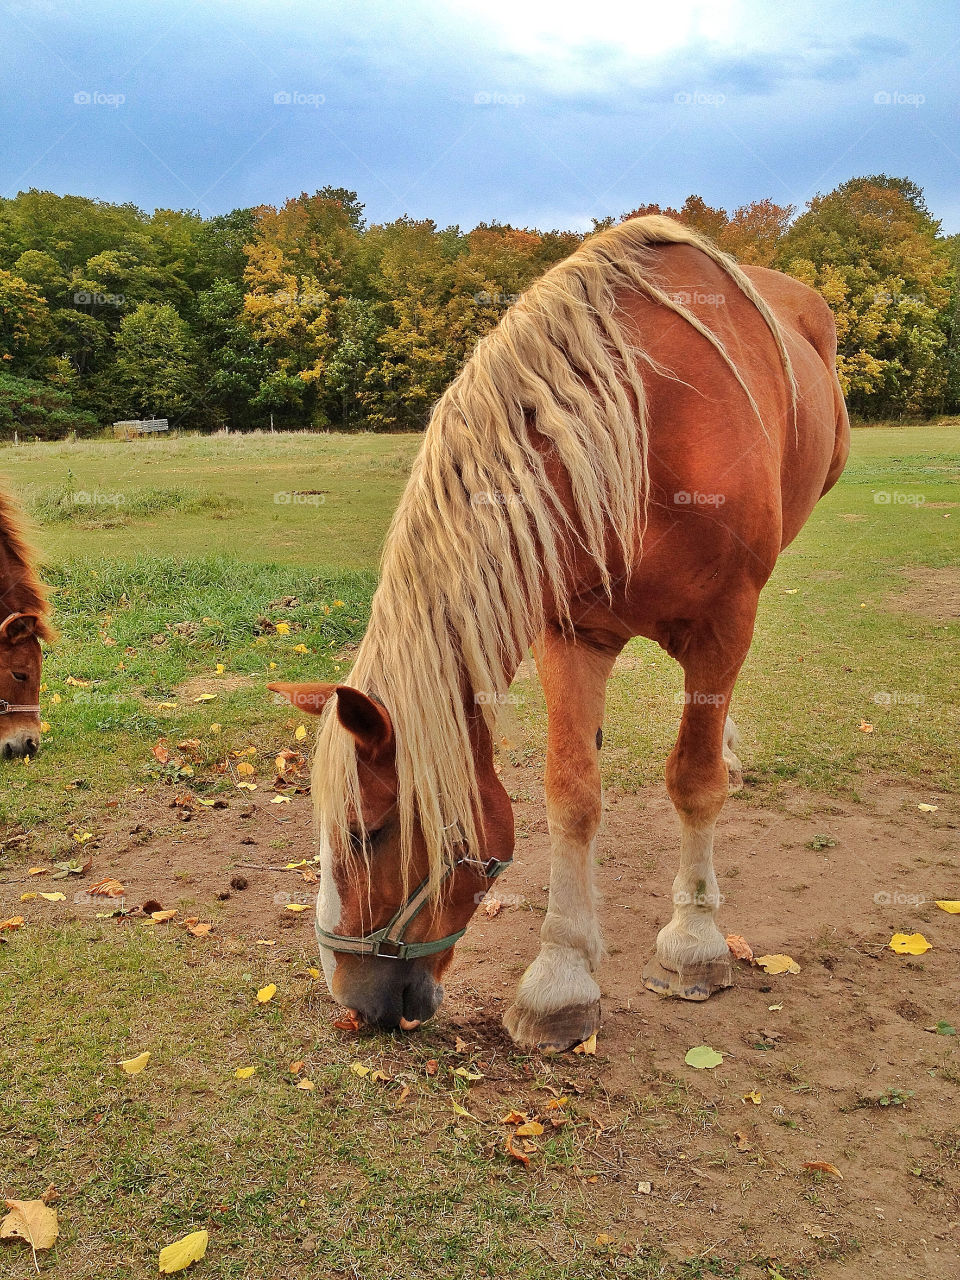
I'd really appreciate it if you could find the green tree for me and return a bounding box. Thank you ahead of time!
[0,270,54,376]
[113,302,196,421]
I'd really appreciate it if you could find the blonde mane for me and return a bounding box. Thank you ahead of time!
[313,215,795,894]
[0,485,54,640]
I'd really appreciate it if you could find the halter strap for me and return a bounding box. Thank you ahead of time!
[0,700,41,715]
[314,847,512,961]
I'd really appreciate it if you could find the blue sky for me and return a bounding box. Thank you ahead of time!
[2,0,958,232]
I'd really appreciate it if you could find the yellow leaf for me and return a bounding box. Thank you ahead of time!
[209,723,221,734]
[155,701,178,710]
[350,1062,371,1076]
[295,724,307,741]
[27,867,47,876]
[755,953,801,975]
[1,1198,59,1250]
[889,932,932,955]
[158,1228,209,1273]
[285,903,308,912]
[742,1090,762,1105]
[515,1120,544,1136]
[271,795,291,804]
[573,1033,597,1055]
[256,939,276,946]
[917,803,938,812]
[20,892,36,901]
[120,1051,150,1075]
[39,892,66,902]
[215,664,225,674]
[193,693,217,703]
[500,1110,528,1124]
[235,1066,256,1079]
[296,1078,315,1090]
[451,1100,478,1119]
[935,900,960,913]
[306,967,321,979]
[151,910,177,923]
[236,761,255,776]
[453,1066,484,1080]
[275,622,291,635]
[257,984,277,1004]
[293,644,309,654]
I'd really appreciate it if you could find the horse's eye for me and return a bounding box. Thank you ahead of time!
[12,672,27,683]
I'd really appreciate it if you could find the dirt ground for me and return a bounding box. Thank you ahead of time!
[4,766,959,1277]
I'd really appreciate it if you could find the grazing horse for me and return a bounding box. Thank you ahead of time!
[271,214,849,1049]
[0,487,52,760]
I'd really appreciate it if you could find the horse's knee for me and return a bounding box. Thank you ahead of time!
[545,770,602,844]
[665,748,727,823]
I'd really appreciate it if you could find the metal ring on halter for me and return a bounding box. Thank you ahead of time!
[0,700,41,715]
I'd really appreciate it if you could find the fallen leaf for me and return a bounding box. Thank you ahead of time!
[544,1097,569,1109]
[296,1079,315,1090]
[120,1051,150,1075]
[235,1066,257,1079]
[256,939,276,947]
[637,1180,652,1194]
[293,643,309,654]
[236,761,255,776]
[481,897,503,918]
[573,1033,597,1055]
[39,892,65,902]
[289,1060,304,1074]
[755,953,801,975]
[451,1100,478,1120]
[285,903,309,912]
[595,1233,613,1246]
[453,1066,484,1081]
[802,1161,843,1180]
[726,933,754,962]
[152,740,171,764]
[935,900,960,913]
[295,724,307,741]
[257,984,277,1003]
[858,720,873,733]
[453,1036,471,1053]
[88,878,125,897]
[350,1062,371,1077]
[151,909,177,923]
[889,932,932,955]
[685,1045,724,1069]
[515,1120,544,1136]
[917,803,939,813]
[734,1130,752,1151]
[803,1223,825,1239]
[768,1002,784,1011]
[332,1011,362,1032]
[20,892,36,901]
[26,867,47,877]
[186,922,212,938]
[271,795,291,804]
[425,1059,439,1076]
[500,1110,528,1125]
[504,1133,530,1165]
[924,1020,956,1036]
[193,693,217,703]
[0,916,24,931]
[158,1228,209,1273]
[742,1090,762,1105]
[0,1198,59,1250]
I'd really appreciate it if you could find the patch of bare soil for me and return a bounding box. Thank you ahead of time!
[887,566,960,622]
[3,770,958,1277]
[173,674,256,699]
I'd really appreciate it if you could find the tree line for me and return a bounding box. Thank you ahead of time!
[0,174,957,438]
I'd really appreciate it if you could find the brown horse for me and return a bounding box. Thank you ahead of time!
[0,487,52,760]
[271,214,849,1049]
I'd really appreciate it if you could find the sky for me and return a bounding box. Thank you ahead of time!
[2,0,958,233]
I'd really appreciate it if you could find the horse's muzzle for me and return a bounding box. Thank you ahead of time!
[1,731,40,759]
[337,956,445,1031]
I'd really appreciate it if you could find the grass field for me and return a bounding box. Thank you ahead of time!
[1,424,958,1278]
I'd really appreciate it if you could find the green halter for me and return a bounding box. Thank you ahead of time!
[314,848,512,962]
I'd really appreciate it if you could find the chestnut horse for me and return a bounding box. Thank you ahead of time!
[271,214,849,1049]
[0,486,51,759]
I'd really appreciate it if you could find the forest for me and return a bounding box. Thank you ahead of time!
[0,174,957,437]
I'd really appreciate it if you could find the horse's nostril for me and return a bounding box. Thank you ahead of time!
[25,738,39,753]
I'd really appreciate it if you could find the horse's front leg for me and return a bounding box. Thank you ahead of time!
[504,626,620,1051]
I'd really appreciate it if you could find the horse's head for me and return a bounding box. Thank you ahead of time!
[270,680,514,1031]
[0,612,43,760]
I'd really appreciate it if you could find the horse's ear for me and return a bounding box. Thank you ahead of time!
[267,682,337,714]
[0,613,39,644]
[333,687,393,758]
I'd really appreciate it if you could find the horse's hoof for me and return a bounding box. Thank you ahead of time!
[503,999,601,1052]
[642,956,733,1001]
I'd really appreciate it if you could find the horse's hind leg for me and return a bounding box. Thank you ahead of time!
[643,607,755,1001]
[504,626,620,1051]
[723,715,744,792]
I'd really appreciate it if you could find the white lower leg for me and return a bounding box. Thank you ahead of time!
[514,831,604,1016]
[655,818,729,971]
